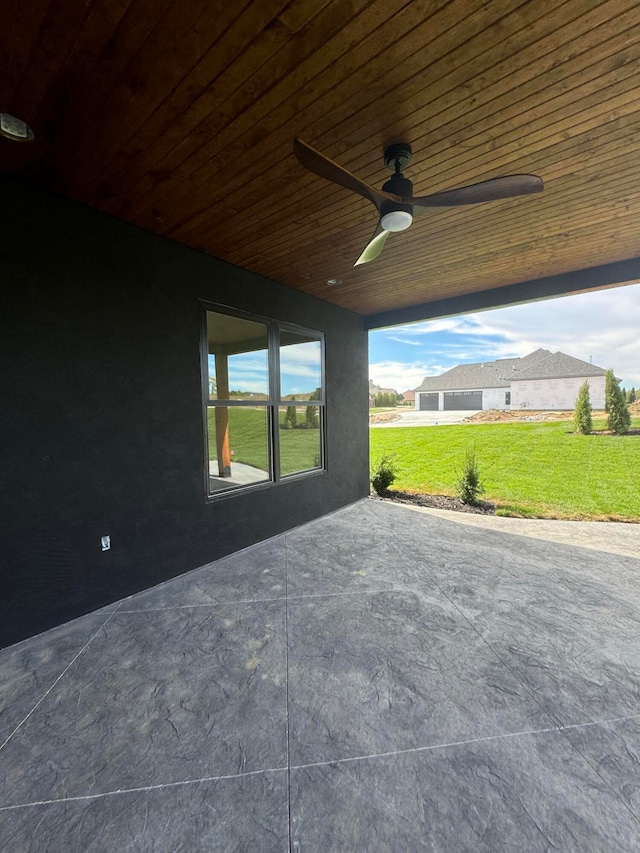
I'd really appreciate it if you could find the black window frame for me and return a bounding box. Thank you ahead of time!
[201,302,326,501]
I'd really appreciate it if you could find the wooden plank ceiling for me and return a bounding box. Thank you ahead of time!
[3,0,640,317]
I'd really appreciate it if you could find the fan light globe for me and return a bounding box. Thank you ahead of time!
[380,210,412,232]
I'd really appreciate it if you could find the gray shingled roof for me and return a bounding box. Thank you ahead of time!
[514,350,606,380]
[415,361,512,392]
[414,348,603,392]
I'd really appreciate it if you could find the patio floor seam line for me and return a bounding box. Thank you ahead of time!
[4,709,640,813]
[0,603,123,754]
[287,587,402,602]
[0,766,290,812]
[116,595,287,612]
[288,725,563,773]
[287,707,640,772]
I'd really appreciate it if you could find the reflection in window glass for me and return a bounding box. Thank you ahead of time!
[278,405,322,476]
[207,407,270,493]
[207,312,269,400]
[203,306,325,499]
[280,332,322,401]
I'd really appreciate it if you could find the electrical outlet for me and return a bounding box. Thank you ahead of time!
[101,535,111,551]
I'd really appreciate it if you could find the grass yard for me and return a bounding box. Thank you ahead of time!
[207,407,320,476]
[370,418,640,521]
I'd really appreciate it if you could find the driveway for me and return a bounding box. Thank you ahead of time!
[2,499,640,850]
[371,409,480,427]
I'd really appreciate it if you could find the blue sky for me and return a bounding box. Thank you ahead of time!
[369,281,640,393]
[209,340,322,397]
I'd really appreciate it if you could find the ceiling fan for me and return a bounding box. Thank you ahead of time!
[293,139,543,266]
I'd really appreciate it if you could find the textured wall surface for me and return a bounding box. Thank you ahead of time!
[0,175,369,648]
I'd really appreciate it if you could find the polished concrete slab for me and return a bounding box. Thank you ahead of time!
[2,499,640,850]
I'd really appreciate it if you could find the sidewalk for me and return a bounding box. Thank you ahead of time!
[370,410,480,427]
[388,501,640,559]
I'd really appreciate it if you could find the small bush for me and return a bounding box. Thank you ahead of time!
[455,445,485,505]
[371,453,397,495]
[573,381,593,434]
[605,369,631,435]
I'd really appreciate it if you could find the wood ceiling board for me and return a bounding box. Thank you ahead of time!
[4,0,640,319]
[213,119,639,269]
[129,0,542,236]
[67,0,294,195]
[145,0,638,253]
[208,92,637,282]
[98,0,403,214]
[40,0,252,193]
[206,108,640,262]
[118,0,421,229]
[1,0,54,110]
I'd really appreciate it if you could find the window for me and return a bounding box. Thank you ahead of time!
[505,391,511,405]
[202,305,324,497]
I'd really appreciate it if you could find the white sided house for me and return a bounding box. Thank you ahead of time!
[414,349,607,412]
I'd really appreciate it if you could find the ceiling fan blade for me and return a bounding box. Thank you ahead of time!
[412,174,544,207]
[294,139,400,211]
[354,223,390,266]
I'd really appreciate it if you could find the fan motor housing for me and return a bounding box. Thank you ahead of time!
[382,172,413,202]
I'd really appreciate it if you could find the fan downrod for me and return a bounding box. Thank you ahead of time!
[384,143,412,172]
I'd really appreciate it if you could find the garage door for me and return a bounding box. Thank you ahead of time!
[444,391,482,410]
[419,393,438,411]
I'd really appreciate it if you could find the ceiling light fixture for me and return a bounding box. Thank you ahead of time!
[0,113,34,142]
[380,210,412,232]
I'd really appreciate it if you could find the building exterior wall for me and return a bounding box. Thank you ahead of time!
[482,388,511,410]
[511,375,606,410]
[0,176,370,649]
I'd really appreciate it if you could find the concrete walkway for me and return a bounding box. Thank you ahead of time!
[370,409,480,427]
[391,502,640,559]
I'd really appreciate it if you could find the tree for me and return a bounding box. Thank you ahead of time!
[374,391,398,407]
[573,381,593,434]
[629,387,636,404]
[605,369,631,434]
[284,405,297,429]
[305,405,318,429]
[455,445,485,506]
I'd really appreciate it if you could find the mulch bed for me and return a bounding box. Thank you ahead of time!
[370,490,496,515]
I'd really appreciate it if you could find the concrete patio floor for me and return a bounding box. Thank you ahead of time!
[2,499,640,851]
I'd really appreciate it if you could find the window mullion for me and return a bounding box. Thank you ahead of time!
[269,322,281,482]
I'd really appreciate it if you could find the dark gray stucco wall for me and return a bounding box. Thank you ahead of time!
[0,175,369,649]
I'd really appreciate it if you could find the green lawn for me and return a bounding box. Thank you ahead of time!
[370,418,640,521]
[207,407,320,476]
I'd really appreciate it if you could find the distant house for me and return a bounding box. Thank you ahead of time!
[414,349,607,412]
[369,379,399,407]
[401,389,415,404]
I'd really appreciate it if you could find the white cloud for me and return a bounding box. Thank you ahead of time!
[369,360,442,393]
[464,284,640,385]
[380,317,467,337]
[388,336,422,346]
[373,282,640,387]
